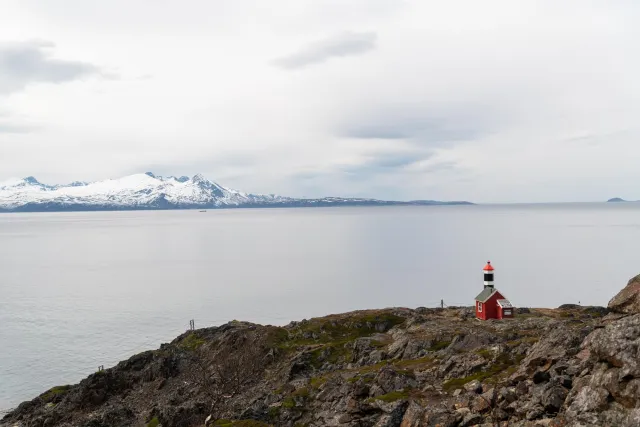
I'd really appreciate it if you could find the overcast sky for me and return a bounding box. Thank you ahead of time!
[1,1,638,203]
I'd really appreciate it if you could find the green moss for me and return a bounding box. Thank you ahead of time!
[180,332,206,351]
[394,356,435,369]
[40,385,71,403]
[476,349,493,360]
[146,417,160,427]
[282,397,296,409]
[308,341,353,368]
[281,312,405,348]
[309,376,327,389]
[267,406,280,419]
[443,353,519,390]
[292,387,309,398]
[374,389,411,402]
[265,327,290,348]
[356,361,391,374]
[428,341,451,351]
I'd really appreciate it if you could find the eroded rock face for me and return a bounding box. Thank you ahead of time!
[609,274,640,314]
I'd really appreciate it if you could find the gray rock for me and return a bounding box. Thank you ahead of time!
[464,380,483,394]
[587,314,640,378]
[608,274,640,314]
[498,386,518,404]
[541,385,568,414]
[399,401,424,427]
[525,404,544,420]
[567,386,610,415]
[471,395,491,414]
[460,411,483,426]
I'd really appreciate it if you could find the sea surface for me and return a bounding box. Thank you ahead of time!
[1,203,639,410]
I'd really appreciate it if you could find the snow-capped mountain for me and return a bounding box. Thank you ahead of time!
[0,173,471,212]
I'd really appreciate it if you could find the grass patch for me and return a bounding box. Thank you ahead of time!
[309,376,328,389]
[308,342,354,368]
[281,312,405,348]
[40,385,71,403]
[180,332,206,351]
[292,387,309,398]
[267,406,280,419]
[394,356,435,370]
[282,397,296,409]
[355,361,391,374]
[372,389,412,403]
[146,417,160,427]
[476,349,493,360]
[428,341,451,351]
[443,353,519,391]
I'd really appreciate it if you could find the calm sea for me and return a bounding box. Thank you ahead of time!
[1,204,638,410]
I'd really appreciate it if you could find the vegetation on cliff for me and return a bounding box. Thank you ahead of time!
[3,299,640,427]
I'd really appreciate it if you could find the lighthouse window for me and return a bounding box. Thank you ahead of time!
[478,302,483,312]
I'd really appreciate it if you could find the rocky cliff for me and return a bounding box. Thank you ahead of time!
[3,294,640,426]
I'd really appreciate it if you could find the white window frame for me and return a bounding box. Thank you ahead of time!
[478,302,483,312]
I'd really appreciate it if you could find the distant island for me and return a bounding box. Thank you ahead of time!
[0,173,473,213]
[606,198,640,203]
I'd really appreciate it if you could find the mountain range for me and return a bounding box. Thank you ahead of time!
[0,172,472,212]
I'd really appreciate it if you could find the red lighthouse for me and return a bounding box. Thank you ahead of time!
[474,261,514,320]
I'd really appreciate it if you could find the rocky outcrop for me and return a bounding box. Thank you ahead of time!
[609,274,640,314]
[3,303,640,427]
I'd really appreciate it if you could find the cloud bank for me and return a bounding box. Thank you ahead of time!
[0,40,103,94]
[273,32,377,69]
[0,1,639,203]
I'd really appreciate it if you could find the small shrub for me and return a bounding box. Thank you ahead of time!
[180,332,206,351]
[40,385,71,403]
[146,417,160,427]
[309,376,327,388]
[282,397,296,409]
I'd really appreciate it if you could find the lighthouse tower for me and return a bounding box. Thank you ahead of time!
[483,261,494,289]
[474,261,514,320]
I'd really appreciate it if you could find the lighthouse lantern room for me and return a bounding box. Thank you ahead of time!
[474,261,514,320]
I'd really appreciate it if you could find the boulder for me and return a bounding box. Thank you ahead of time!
[400,401,425,427]
[471,395,491,413]
[586,314,640,378]
[609,274,640,314]
[541,386,568,414]
[464,380,483,394]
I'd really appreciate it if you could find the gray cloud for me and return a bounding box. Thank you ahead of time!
[0,40,103,94]
[273,31,377,69]
[339,152,432,181]
[341,109,492,145]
